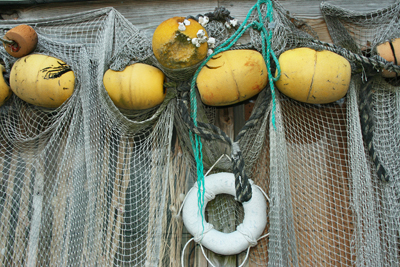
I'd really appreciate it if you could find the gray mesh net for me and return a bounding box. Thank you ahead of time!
[0,1,399,266]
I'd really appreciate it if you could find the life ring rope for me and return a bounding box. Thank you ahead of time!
[180,231,270,267]
[179,172,270,265]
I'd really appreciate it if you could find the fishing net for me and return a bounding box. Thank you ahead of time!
[0,0,399,266]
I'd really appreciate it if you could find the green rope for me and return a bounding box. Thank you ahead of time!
[188,0,280,235]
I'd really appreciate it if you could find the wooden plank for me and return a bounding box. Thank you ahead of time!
[1,0,395,43]
[220,0,396,44]
[3,0,217,36]
[204,107,237,267]
[284,101,354,266]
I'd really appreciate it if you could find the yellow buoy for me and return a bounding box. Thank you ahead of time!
[10,54,75,108]
[196,50,268,106]
[0,65,12,107]
[376,38,400,78]
[103,63,166,110]
[152,17,208,69]
[275,47,351,104]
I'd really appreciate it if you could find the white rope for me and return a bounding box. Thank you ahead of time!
[176,187,195,218]
[255,184,271,202]
[236,232,270,267]
[238,247,251,267]
[178,153,234,218]
[180,155,271,266]
[257,232,270,241]
[180,237,218,267]
[198,242,217,267]
[181,238,194,267]
[204,153,232,177]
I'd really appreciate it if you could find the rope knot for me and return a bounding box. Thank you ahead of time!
[193,223,213,243]
[237,224,258,247]
[251,21,264,32]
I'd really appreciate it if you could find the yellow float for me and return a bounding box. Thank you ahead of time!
[196,50,268,106]
[103,63,166,110]
[10,54,75,108]
[275,47,351,104]
[152,17,208,69]
[376,38,400,78]
[0,65,12,107]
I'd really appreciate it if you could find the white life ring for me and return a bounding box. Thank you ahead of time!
[182,172,267,255]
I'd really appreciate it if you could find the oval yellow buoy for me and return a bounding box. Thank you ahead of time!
[196,50,268,106]
[0,65,12,106]
[152,17,208,69]
[376,38,400,78]
[275,47,351,104]
[103,63,166,110]
[10,54,75,108]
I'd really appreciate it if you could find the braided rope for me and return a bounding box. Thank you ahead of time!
[308,39,400,74]
[186,0,279,204]
[359,81,390,181]
[177,98,256,203]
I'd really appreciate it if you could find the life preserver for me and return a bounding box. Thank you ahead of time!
[182,172,267,255]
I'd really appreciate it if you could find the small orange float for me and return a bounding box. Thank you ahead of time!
[2,25,38,58]
[376,38,400,78]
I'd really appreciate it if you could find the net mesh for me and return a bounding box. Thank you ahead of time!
[0,1,399,266]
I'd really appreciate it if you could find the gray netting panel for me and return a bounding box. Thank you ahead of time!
[350,75,400,266]
[321,2,400,55]
[0,8,177,267]
[266,88,353,266]
[320,3,400,265]
[249,0,319,57]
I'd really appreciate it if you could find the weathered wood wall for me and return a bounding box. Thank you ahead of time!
[1,0,397,43]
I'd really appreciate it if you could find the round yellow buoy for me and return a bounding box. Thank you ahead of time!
[275,47,351,104]
[10,54,75,108]
[3,25,38,58]
[376,38,400,78]
[0,65,12,106]
[103,63,166,110]
[196,50,268,106]
[152,17,208,69]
